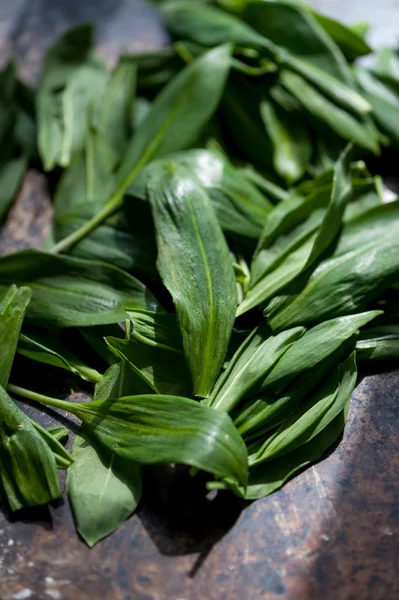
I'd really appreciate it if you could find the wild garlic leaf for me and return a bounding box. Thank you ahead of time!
[0,285,31,387]
[18,328,102,383]
[0,250,159,328]
[267,238,399,331]
[67,425,142,547]
[30,420,73,470]
[0,385,61,511]
[37,24,109,171]
[312,12,372,61]
[279,70,379,153]
[115,43,233,196]
[94,56,137,157]
[148,162,237,397]
[263,311,380,393]
[30,393,248,486]
[253,352,357,464]
[260,99,312,185]
[207,323,305,413]
[234,334,358,442]
[128,149,273,240]
[239,146,353,315]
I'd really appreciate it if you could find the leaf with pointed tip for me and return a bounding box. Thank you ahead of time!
[67,425,142,547]
[30,393,248,487]
[0,250,159,328]
[37,24,109,171]
[208,323,305,413]
[147,162,237,397]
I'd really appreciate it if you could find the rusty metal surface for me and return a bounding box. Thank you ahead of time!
[1,1,399,599]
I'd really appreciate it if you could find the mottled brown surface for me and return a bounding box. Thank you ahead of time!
[1,1,399,599]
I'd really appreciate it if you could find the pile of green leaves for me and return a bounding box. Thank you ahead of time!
[1,0,399,547]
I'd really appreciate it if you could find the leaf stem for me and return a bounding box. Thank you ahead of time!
[50,192,123,254]
[7,383,79,415]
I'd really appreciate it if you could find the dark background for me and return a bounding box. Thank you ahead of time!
[1,2,399,599]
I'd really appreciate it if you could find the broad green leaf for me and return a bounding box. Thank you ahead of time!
[115,43,233,193]
[128,149,273,240]
[37,25,109,171]
[0,385,60,511]
[148,162,237,397]
[0,250,158,328]
[260,99,311,185]
[67,425,142,547]
[263,311,379,393]
[253,352,357,463]
[267,240,399,331]
[94,56,137,157]
[208,323,305,413]
[357,325,399,362]
[26,393,249,486]
[279,70,379,153]
[0,285,31,387]
[312,12,372,61]
[18,328,102,383]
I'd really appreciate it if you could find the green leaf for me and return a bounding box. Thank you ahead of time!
[67,425,142,547]
[148,162,237,397]
[115,43,233,194]
[0,385,61,511]
[234,334,357,441]
[45,425,69,442]
[94,56,137,157]
[279,69,379,153]
[0,285,31,387]
[260,99,311,185]
[37,25,109,171]
[356,67,399,148]
[128,149,273,240]
[18,328,102,383]
[0,250,159,328]
[262,311,379,394]
[207,323,305,413]
[23,392,249,486]
[312,12,372,61]
[239,146,353,315]
[253,352,357,463]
